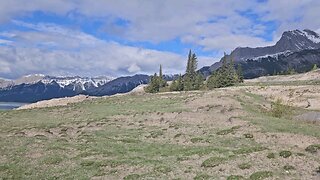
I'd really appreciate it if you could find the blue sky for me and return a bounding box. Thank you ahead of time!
[0,0,319,79]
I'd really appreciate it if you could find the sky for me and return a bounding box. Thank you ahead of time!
[0,0,320,79]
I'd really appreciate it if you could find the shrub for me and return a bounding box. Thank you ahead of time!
[216,129,234,135]
[238,163,251,170]
[305,144,320,153]
[270,99,290,118]
[201,157,226,168]
[296,152,305,156]
[283,165,295,171]
[244,133,254,139]
[43,156,63,165]
[216,126,240,135]
[279,151,292,158]
[267,153,275,159]
[191,137,204,143]
[194,173,211,180]
[124,174,140,180]
[249,171,273,180]
[174,133,182,138]
[154,165,171,174]
[227,175,245,180]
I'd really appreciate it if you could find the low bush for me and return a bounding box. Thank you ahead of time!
[279,151,292,158]
[305,144,320,153]
[270,99,291,118]
[238,163,251,170]
[267,153,275,159]
[227,175,245,180]
[201,157,226,168]
[249,171,273,180]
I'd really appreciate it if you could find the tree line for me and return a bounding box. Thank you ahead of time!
[145,50,244,93]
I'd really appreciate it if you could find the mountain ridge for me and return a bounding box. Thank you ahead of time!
[0,74,150,103]
[199,29,320,78]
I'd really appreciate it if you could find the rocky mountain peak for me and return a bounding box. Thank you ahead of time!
[277,29,320,50]
[199,29,320,78]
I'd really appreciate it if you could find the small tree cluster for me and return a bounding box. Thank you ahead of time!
[207,53,243,89]
[145,65,167,93]
[170,50,204,91]
[170,74,184,91]
[273,67,296,76]
[312,64,318,71]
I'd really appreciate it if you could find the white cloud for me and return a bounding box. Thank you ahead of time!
[0,22,197,79]
[127,63,141,73]
[0,0,319,78]
[0,40,191,79]
[0,39,12,45]
[255,0,320,36]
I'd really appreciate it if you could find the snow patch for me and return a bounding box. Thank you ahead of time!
[303,32,320,43]
[251,51,293,61]
[41,76,113,90]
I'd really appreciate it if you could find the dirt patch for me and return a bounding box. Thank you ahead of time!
[240,85,320,110]
[245,69,320,83]
[17,95,95,110]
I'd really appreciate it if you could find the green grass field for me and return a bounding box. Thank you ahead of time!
[0,90,319,179]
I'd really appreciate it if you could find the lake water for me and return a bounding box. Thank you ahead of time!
[0,102,28,110]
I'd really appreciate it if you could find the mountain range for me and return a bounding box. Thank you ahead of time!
[1,29,320,103]
[0,75,149,102]
[200,29,320,78]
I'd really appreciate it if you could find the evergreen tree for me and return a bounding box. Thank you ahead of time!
[145,73,160,93]
[183,76,193,91]
[169,50,203,92]
[207,53,240,89]
[159,64,167,87]
[237,64,244,83]
[177,74,184,91]
[287,67,296,75]
[183,50,200,90]
[227,57,238,84]
[186,49,192,75]
[312,64,318,71]
[159,64,163,78]
[170,74,184,91]
[169,80,178,91]
[194,73,204,90]
[207,71,219,89]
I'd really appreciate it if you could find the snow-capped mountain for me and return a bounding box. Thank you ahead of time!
[0,75,114,90]
[41,76,114,91]
[200,29,320,78]
[0,74,149,103]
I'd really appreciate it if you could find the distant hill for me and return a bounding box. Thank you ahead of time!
[200,29,320,78]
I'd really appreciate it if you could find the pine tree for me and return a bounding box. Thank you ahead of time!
[183,50,200,91]
[312,64,318,71]
[287,67,296,75]
[237,64,244,83]
[169,80,177,91]
[159,64,167,87]
[194,73,204,90]
[170,74,184,91]
[207,53,240,89]
[177,74,184,91]
[145,73,160,93]
[159,64,163,79]
[186,50,192,75]
[227,57,238,85]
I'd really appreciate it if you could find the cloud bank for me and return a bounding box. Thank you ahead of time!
[0,0,319,79]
